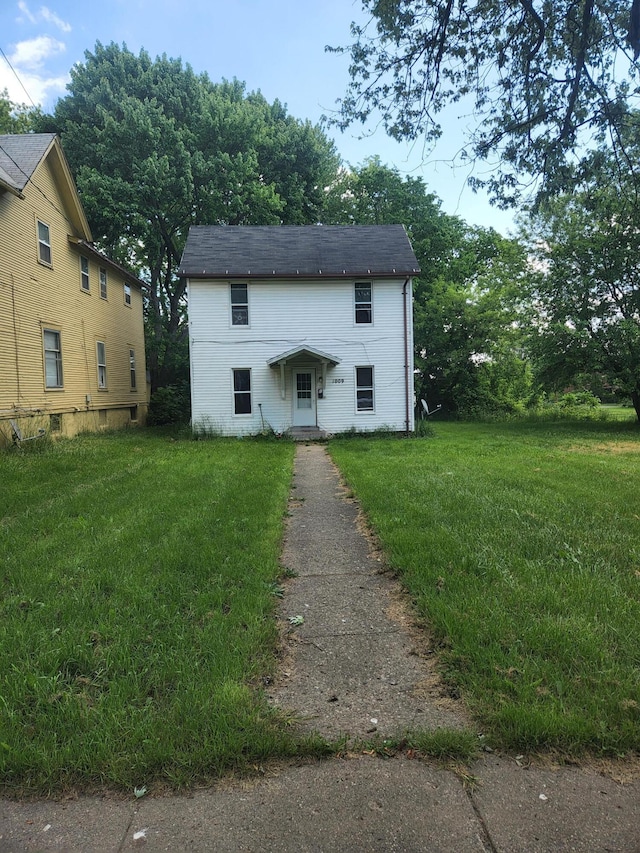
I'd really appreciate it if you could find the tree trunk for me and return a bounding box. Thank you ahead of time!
[631,389,640,423]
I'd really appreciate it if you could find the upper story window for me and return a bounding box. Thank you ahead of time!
[124,283,132,306]
[43,329,63,388]
[96,341,107,389]
[99,268,107,299]
[37,220,52,266]
[80,256,90,291]
[355,282,372,324]
[230,283,249,326]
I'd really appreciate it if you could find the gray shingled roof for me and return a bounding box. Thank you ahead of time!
[178,225,421,278]
[0,133,56,192]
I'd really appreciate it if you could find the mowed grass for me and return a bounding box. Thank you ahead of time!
[0,431,324,795]
[329,420,640,756]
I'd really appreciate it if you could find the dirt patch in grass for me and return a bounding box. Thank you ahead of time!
[566,440,640,454]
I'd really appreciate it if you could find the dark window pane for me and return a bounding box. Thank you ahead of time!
[234,392,251,414]
[355,308,372,324]
[230,284,247,304]
[357,390,374,410]
[356,367,373,387]
[233,369,251,392]
[232,307,249,325]
[355,284,371,303]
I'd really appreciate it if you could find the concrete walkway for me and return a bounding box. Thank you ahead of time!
[1,444,639,852]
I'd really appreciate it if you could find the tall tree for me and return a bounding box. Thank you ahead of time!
[325,159,528,414]
[330,0,640,205]
[523,143,640,420]
[43,43,340,388]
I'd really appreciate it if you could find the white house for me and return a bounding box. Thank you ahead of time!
[179,225,420,437]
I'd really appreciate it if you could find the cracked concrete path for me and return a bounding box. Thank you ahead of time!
[268,443,469,740]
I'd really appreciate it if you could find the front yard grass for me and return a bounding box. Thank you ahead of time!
[0,431,326,796]
[329,419,640,756]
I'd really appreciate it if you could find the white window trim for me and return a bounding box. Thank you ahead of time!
[80,256,90,291]
[354,281,373,325]
[129,348,137,390]
[355,365,375,413]
[230,283,250,328]
[96,340,107,389]
[43,328,63,389]
[124,283,132,306]
[37,219,52,267]
[232,368,252,416]
[99,268,108,300]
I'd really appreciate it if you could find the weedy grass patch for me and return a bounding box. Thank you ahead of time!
[0,431,327,795]
[329,420,640,756]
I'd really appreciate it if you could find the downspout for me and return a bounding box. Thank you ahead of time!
[403,277,411,436]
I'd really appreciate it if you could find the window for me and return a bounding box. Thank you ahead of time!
[50,413,62,432]
[99,268,107,299]
[356,366,374,411]
[129,406,138,422]
[37,220,52,265]
[124,283,132,306]
[129,349,136,389]
[96,341,107,389]
[230,283,249,326]
[80,257,90,291]
[233,369,251,414]
[355,282,372,324]
[43,329,63,388]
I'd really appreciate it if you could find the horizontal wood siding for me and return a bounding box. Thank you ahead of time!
[0,153,148,441]
[189,277,414,436]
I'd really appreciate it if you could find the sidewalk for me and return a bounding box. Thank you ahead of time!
[1,444,638,852]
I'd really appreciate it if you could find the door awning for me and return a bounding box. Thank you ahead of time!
[267,345,341,368]
[267,346,341,400]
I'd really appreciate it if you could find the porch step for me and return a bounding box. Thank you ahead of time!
[288,427,327,441]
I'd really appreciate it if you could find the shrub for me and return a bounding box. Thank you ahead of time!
[147,383,191,426]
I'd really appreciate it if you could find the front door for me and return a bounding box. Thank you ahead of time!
[292,369,316,426]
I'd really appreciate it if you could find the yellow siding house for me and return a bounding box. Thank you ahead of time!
[0,133,148,445]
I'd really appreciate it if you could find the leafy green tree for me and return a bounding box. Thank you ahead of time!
[0,89,41,133]
[325,158,529,415]
[43,43,340,388]
[523,153,640,420]
[330,0,640,205]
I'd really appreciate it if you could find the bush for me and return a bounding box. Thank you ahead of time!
[147,383,191,426]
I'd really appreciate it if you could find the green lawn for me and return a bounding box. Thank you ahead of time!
[330,419,640,756]
[0,431,325,795]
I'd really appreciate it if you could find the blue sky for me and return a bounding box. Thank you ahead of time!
[0,0,516,233]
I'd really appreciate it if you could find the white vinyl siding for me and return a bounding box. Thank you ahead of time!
[189,277,413,436]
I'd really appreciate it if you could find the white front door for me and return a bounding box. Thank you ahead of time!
[292,369,316,426]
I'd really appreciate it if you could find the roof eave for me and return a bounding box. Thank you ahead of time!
[179,269,421,279]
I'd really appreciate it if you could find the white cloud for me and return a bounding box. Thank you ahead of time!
[10,35,66,70]
[41,6,72,33]
[16,2,72,33]
[17,1,37,24]
[0,34,68,107]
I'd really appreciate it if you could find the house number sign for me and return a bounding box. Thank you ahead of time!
[331,378,345,383]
